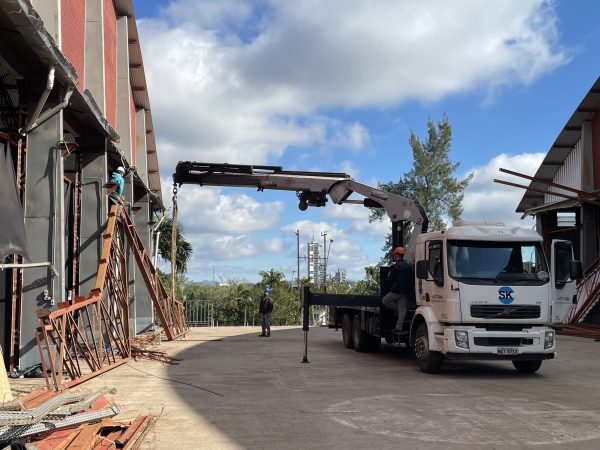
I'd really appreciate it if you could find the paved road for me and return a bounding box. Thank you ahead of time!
[81,326,600,449]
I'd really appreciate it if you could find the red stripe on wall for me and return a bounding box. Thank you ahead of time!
[61,0,85,91]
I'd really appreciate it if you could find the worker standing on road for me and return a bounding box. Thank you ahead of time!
[109,166,126,204]
[382,246,413,332]
[258,287,273,337]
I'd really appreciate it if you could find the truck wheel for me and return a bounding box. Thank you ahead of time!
[367,335,381,352]
[512,360,542,373]
[342,314,354,349]
[352,315,369,352]
[414,323,443,373]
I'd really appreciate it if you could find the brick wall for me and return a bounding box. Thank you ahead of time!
[61,0,85,91]
[104,0,117,129]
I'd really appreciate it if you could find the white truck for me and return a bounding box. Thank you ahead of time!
[173,162,582,373]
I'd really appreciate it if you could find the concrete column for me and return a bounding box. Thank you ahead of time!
[78,147,108,296]
[133,109,153,331]
[30,0,61,46]
[20,110,63,368]
[115,16,131,162]
[133,196,153,332]
[135,110,148,185]
[84,0,105,113]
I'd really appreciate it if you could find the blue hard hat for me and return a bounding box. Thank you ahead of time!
[265,287,270,293]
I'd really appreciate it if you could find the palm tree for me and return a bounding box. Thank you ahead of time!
[156,216,193,274]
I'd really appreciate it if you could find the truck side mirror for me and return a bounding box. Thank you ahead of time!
[416,260,429,279]
[569,260,583,281]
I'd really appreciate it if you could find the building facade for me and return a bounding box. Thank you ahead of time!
[515,76,600,324]
[0,0,162,370]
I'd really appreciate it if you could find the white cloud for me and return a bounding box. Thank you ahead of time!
[462,152,545,227]
[140,0,568,174]
[165,181,284,233]
[263,237,283,253]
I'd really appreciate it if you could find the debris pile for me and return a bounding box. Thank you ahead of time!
[131,333,181,365]
[0,387,153,449]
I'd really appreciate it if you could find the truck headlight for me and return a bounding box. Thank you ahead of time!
[544,330,555,349]
[455,330,469,349]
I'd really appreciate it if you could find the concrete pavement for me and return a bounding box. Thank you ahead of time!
[12,326,600,449]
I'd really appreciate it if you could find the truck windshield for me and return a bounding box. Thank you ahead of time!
[447,240,549,285]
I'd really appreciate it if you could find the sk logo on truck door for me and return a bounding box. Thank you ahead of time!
[498,286,514,305]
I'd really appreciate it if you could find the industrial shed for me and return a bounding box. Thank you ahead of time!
[0,0,182,376]
[514,76,600,326]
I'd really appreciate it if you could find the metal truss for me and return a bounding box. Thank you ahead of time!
[36,207,131,390]
[567,257,600,324]
[118,206,188,340]
[36,204,187,390]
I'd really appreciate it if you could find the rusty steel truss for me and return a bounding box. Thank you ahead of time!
[36,204,187,390]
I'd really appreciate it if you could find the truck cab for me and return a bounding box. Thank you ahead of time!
[411,221,581,373]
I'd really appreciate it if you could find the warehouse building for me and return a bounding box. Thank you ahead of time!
[0,0,163,371]
[514,76,600,325]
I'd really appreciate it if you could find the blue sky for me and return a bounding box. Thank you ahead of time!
[131,0,600,283]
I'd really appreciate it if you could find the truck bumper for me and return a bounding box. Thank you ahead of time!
[441,326,555,360]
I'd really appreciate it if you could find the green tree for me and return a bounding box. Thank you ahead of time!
[371,115,472,260]
[256,269,301,325]
[156,215,193,274]
[351,266,380,295]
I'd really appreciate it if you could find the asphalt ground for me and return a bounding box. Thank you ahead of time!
[12,326,600,449]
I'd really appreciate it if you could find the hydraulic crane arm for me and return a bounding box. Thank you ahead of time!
[173,161,428,261]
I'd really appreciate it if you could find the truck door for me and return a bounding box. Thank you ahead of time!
[422,240,448,320]
[550,239,577,324]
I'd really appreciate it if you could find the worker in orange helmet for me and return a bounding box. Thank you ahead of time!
[382,246,413,332]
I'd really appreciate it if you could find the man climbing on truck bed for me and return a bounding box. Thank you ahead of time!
[382,246,414,332]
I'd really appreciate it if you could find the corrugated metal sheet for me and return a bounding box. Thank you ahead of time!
[545,138,582,204]
[517,77,600,212]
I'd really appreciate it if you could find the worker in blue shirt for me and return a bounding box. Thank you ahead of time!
[109,166,126,204]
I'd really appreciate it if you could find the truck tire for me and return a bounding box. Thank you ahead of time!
[352,315,369,352]
[414,323,443,373]
[342,313,354,349]
[366,335,381,352]
[512,360,542,373]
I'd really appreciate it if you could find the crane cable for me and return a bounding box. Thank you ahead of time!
[171,183,178,305]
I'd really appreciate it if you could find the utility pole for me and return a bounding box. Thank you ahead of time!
[296,229,300,291]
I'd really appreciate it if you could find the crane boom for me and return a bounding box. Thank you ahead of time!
[173,161,428,261]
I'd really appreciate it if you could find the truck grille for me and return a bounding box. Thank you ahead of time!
[470,305,541,319]
[474,337,534,346]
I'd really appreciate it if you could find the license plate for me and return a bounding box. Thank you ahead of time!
[498,347,518,355]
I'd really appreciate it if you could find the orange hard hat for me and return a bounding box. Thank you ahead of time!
[393,246,405,255]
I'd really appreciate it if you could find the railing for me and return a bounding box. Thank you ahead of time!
[185,299,214,327]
